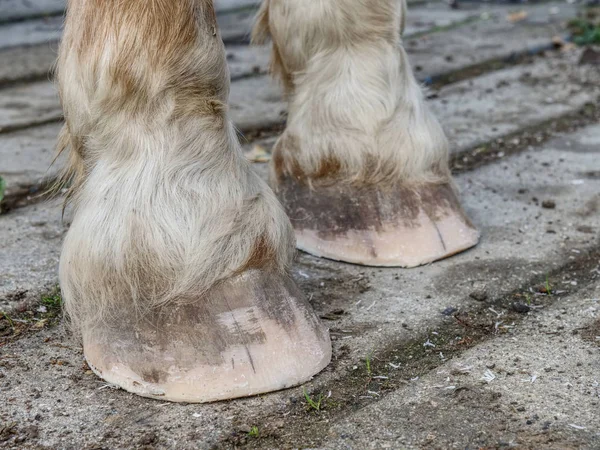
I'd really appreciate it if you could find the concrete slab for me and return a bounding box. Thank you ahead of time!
[0,0,64,23]
[0,123,60,194]
[213,0,260,13]
[0,7,254,53]
[2,2,599,449]
[433,51,600,151]
[0,43,58,87]
[0,120,599,449]
[227,48,600,149]
[0,4,267,86]
[0,15,62,50]
[326,286,600,449]
[407,2,580,80]
[0,200,66,311]
[0,81,61,133]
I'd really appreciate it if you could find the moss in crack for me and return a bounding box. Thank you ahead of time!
[568,7,600,46]
[0,287,63,342]
[40,288,63,320]
[451,100,600,175]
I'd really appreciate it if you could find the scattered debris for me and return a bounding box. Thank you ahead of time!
[521,374,538,383]
[469,290,488,302]
[442,307,458,316]
[507,11,528,23]
[97,383,121,391]
[541,200,556,209]
[512,302,531,314]
[481,369,497,383]
[244,144,271,163]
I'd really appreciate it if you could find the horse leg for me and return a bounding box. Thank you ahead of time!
[56,0,330,403]
[254,0,479,267]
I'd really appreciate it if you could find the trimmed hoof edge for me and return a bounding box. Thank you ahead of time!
[276,178,480,267]
[83,270,331,403]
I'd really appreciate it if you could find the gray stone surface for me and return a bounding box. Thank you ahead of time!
[0,0,64,22]
[4,49,597,139]
[434,51,600,151]
[0,6,253,53]
[328,285,600,449]
[407,2,579,79]
[214,0,260,12]
[0,123,61,196]
[1,121,599,448]
[0,43,58,86]
[232,48,600,148]
[0,81,60,132]
[0,15,62,50]
[0,200,66,310]
[0,0,261,23]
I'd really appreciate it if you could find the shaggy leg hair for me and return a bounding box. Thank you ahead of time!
[56,0,330,403]
[254,0,479,267]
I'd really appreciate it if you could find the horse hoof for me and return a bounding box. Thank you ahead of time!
[276,178,480,267]
[82,270,331,403]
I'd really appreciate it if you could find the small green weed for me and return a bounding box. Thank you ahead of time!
[41,290,63,317]
[365,352,372,377]
[568,16,600,46]
[1,311,14,329]
[248,426,259,438]
[544,275,552,296]
[303,387,324,412]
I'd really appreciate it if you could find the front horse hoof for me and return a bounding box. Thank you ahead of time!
[82,270,331,403]
[277,178,480,268]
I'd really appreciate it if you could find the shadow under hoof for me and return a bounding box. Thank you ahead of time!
[276,178,480,267]
[83,270,332,403]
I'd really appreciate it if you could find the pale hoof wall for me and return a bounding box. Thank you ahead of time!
[277,179,480,267]
[83,270,331,403]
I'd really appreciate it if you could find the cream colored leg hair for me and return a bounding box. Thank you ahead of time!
[254,0,449,185]
[56,0,330,403]
[254,0,479,267]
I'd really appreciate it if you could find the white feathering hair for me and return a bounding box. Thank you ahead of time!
[56,0,295,330]
[253,0,451,187]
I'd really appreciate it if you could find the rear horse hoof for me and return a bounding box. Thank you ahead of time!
[277,178,479,267]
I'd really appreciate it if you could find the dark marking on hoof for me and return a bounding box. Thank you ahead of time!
[275,177,480,267]
[83,270,332,403]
